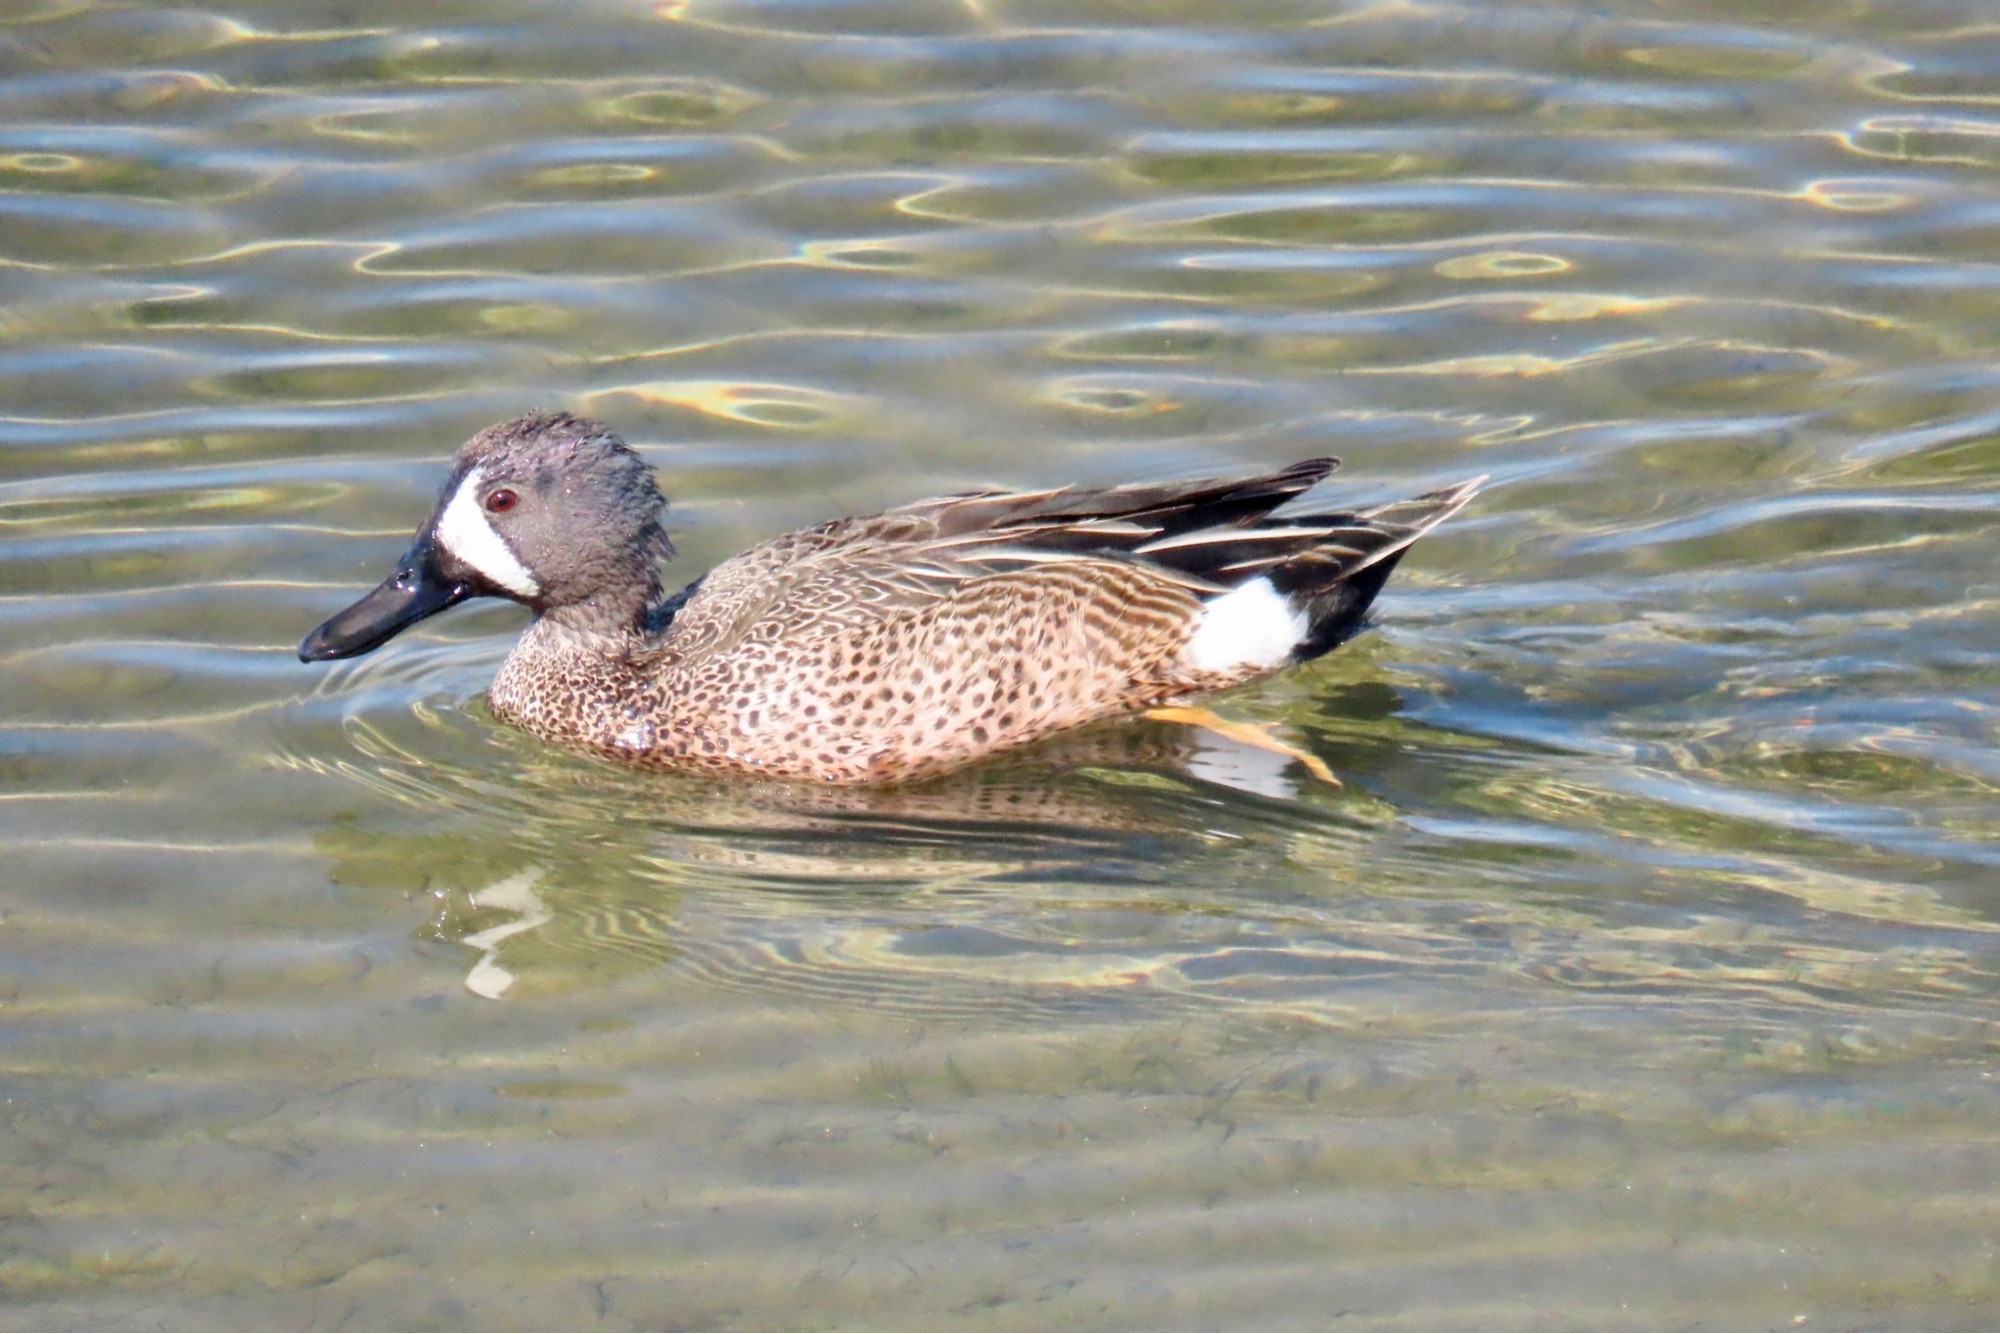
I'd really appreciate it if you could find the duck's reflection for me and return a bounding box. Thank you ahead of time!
[316,715,1367,1000]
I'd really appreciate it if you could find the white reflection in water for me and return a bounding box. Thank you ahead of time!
[459,866,550,999]
[1184,725,1303,801]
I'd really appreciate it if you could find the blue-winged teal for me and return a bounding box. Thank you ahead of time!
[300,412,1480,784]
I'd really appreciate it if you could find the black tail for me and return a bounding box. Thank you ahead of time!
[1267,476,1484,660]
[1283,548,1403,659]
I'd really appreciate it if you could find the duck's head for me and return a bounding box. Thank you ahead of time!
[298,411,670,662]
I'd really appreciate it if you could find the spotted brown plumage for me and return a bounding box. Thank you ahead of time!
[299,411,1482,784]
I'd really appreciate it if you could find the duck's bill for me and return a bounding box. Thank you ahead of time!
[297,540,475,662]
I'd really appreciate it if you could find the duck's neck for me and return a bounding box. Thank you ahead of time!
[489,567,686,744]
[531,518,677,652]
[536,565,672,653]
[542,593,651,650]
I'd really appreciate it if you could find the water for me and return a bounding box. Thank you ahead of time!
[5,0,2000,1325]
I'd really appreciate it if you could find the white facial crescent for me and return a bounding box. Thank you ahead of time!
[435,466,540,598]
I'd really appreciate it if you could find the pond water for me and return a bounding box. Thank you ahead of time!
[6,0,2000,1326]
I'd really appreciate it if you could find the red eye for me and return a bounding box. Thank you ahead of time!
[484,487,518,514]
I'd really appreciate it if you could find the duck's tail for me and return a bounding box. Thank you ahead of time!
[1268,476,1485,660]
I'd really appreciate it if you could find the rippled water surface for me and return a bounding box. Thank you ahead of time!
[7,0,2000,1326]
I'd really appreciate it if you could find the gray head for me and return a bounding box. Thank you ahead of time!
[299,412,671,661]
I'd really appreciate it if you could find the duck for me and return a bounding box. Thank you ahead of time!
[299,411,1480,785]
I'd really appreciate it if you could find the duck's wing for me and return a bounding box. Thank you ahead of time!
[924,457,1339,545]
[669,463,1480,658]
[916,462,1481,596]
[669,459,1337,625]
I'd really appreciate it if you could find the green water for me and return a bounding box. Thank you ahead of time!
[5,0,2000,1326]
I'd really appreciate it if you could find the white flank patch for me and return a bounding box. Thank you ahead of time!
[435,466,540,598]
[1184,576,1309,673]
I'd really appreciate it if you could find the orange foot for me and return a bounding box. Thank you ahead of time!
[1144,705,1341,787]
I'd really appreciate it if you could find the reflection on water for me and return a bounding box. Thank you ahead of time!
[6,0,2000,1325]
[457,868,551,1000]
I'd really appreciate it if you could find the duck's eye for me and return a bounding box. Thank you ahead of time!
[484,488,518,514]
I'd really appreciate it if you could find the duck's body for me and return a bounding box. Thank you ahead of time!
[301,413,1479,784]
